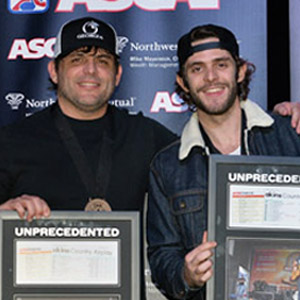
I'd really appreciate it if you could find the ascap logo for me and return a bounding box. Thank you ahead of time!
[5,93,25,110]
[77,21,103,40]
[150,92,188,113]
[5,93,56,111]
[9,0,219,14]
[8,38,56,60]
[8,36,128,60]
[55,0,219,12]
[8,0,49,14]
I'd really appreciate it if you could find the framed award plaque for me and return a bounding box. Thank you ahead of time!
[0,211,139,300]
[207,155,300,300]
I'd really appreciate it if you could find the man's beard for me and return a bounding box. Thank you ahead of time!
[191,82,238,115]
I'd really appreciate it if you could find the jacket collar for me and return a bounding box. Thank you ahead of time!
[179,99,274,160]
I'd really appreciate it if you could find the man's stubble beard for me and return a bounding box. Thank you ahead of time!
[57,80,114,114]
[190,81,238,116]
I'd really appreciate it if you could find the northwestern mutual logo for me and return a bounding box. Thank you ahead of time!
[5,92,56,113]
[117,36,129,53]
[5,93,24,110]
[8,0,49,14]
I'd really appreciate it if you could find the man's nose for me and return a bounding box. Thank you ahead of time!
[203,66,218,82]
[83,58,97,74]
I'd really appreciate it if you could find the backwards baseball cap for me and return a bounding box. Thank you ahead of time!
[53,17,119,59]
[177,24,239,66]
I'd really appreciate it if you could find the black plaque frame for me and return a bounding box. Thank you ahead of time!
[207,155,300,300]
[0,211,139,300]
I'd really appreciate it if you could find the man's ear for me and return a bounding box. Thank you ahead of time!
[115,65,123,87]
[48,60,58,84]
[237,63,247,83]
[176,74,189,93]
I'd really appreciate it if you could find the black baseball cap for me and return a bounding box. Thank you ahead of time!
[53,17,119,59]
[177,24,239,66]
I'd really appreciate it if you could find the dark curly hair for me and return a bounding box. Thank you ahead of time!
[175,27,256,109]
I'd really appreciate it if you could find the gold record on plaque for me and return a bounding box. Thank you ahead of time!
[84,198,112,211]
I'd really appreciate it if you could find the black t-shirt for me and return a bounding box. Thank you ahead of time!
[66,108,113,177]
[0,103,177,212]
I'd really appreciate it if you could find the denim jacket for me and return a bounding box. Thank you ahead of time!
[147,100,300,300]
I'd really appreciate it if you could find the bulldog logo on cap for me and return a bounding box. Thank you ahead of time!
[77,21,103,40]
[83,21,99,35]
[54,17,119,59]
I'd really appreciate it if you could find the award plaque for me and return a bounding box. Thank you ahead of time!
[0,211,139,300]
[207,155,300,300]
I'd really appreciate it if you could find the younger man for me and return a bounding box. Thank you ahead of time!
[147,24,300,299]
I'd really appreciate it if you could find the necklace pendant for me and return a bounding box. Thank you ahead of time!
[84,198,112,211]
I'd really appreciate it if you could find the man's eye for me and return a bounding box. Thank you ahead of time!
[98,60,108,64]
[218,62,227,68]
[70,57,82,63]
[191,66,202,73]
[97,58,110,65]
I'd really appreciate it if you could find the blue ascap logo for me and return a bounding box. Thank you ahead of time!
[8,0,49,14]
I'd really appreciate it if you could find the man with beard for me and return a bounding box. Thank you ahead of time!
[146,24,300,300]
[0,17,176,218]
[0,16,177,300]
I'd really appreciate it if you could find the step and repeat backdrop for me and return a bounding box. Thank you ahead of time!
[0,1,267,299]
[0,0,266,134]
